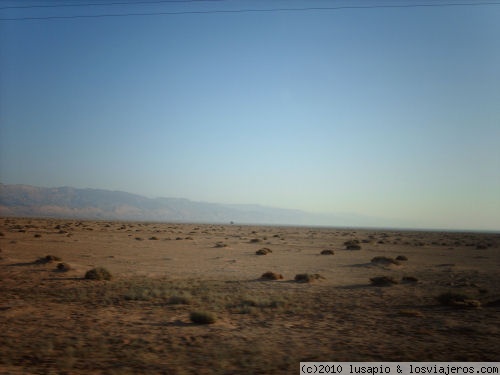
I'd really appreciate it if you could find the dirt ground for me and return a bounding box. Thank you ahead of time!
[1,217,499,374]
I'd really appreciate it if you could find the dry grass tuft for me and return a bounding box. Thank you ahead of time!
[84,267,112,281]
[370,276,398,286]
[401,276,418,283]
[36,255,62,264]
[167,295,191,305]
[260,271,284,280]
[56,262,71,272]
[437,292,481,308]
[256,248,272,255]
[320,249,334,255]
[344,240,361,250]
[371,256,400,265]
[294,273,324,283]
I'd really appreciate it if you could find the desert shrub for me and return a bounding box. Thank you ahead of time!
[190,311,216,324]
[436,291,481,308]
[370,276,398,286]
[85,267,112,281]
[36,255,62,264]
[256,248,272,255]
[344,239,359,246]
[214,242,227,248]
[149,236,159,240]
[401,276,418,283]
[167,295,191,305]
[396,255,408,261]
[371,256,400,265]
[320,249,334,255]
[249,238,261,243]
[344,240,361,250]
[437,291,468,305]
[294,273,324,283]
[56,262,71,272]
[261,271,283,280]
[34,234,42,238]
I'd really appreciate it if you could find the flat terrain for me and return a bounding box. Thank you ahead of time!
[1,217,499,374]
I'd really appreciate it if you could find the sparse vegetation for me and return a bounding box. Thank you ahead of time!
[36,255,62,264]
[370,276,398,286]
[256,248,272,255]
[260,271,283,280]
[85,267,112,281]
[320,249,334,255]
[294,273,324,283]
[396,255,408,261]
[344,240,361,250]
[167,295,191,305]
[190,311,216,324]
[371,256,400,265]
[56,262,71,272]
[401,276,418,283]
[437,291,481,308]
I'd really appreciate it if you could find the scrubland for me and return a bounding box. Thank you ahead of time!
[1,218,499,374]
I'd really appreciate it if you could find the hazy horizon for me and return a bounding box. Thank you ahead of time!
[1,0,499,231]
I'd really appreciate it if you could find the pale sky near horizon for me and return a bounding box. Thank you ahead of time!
[1,0,499,231]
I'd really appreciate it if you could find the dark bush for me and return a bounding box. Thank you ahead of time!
[370,276,398,286]
[256,248,272,255]
[36,255,62,264]
[294,273,324,283]
[371,256,400,265]
[84,267,112,281]
[56,262,71,272]
[190,311,216,324]
[320,249,334,255]
[261,271,283,280]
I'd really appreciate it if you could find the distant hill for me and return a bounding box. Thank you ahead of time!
[0,183,308,224]
[0,183,386,227]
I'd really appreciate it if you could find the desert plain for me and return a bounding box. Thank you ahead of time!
[0,217,499,374]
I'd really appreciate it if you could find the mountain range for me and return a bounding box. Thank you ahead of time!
[0,183,391,227]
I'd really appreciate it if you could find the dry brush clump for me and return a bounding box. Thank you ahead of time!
[401,276,418,283]
[36,255,62,264]
[344,240,361,250]
[437,291,481,308]
[320,249,335,255]
[190,311,216,324]
[167,295,192,305]
[256,248,272,255]
[56,262,71,272]
[260,271,284,280]
[84,267,112,281]
[294,273,325,283]
[370,276,399,286]
[371,256,400,266]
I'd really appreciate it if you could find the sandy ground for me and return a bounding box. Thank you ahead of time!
[1,218,499,374]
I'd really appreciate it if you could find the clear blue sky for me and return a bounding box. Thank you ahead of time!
[1,0,499,230]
